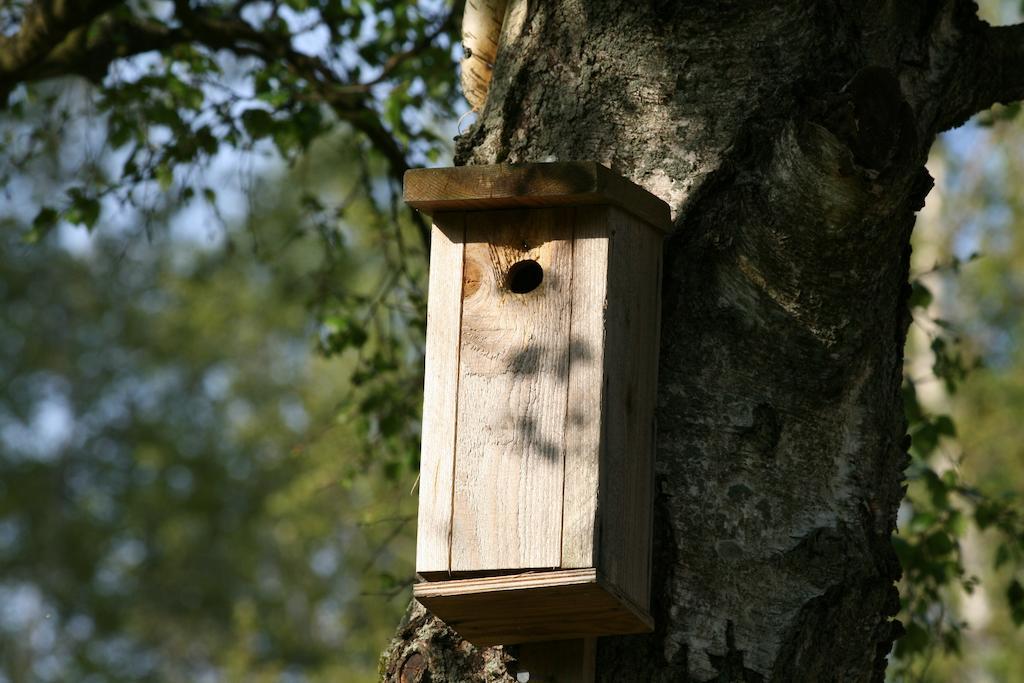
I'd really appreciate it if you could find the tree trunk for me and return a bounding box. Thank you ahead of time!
[381,2,1023,680]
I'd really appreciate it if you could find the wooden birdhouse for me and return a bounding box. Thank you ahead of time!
[404,162,669,647]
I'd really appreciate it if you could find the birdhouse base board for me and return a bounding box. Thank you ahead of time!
[413,568,653,647]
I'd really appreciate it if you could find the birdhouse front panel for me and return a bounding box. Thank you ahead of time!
[405,162,669,646]
[452,207,576,572]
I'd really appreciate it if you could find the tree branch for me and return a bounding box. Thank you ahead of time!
[976,24,1024,112]
[0,1,437,250]
[2,16,185,93]
[936,22,1024,131]
[337,7,458,94]
[0,0,128,98]
[172,7,433,249]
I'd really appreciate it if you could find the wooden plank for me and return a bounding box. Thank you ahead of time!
[598,207,663,609]
[418,568,599,596]
[515,638,596,683]
[413,569,652,647]
[415,213,466,574]
[450,207,574,571]
[404,162,672,234]
[560,206,608,569]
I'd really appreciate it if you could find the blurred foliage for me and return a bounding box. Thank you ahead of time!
[889,114,1024,681]
[0,130,430,680]
[0,0,460,243]
[0,1,461,680]
[887,4,1024,678]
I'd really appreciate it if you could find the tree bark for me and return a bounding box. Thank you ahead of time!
[381,1,1023,680]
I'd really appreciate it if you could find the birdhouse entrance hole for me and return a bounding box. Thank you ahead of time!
[505,259,544,294]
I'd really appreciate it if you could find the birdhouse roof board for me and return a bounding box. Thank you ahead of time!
[403,161,672,234]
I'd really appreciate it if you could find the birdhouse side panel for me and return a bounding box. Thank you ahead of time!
[598,207,663,609]
[559,206,610,570]
[416,213,467,574]
[450,207,575,572]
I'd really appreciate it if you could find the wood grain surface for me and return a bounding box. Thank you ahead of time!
[413,569,652,646]
[415,214,465,573]
[404,162,672,234]
[450,207,574,571]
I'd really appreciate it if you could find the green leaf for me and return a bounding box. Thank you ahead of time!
[896,621,930,656]
[912,423,939,459]
[241,108,275,139]
[258,89,292,108]
[1008,579,1024,627]
[909,281,933,309]
[903,381,923,424]
[321,315,368,355]
[977,101,1022,127]
[934,415,956,437]
[941,629,962,655]
[300,192,325,212]
[909,511,936,533]
[918,467,949,508]
[975,502,997,530]
[949,509,967,536]
[925,531,954,557]
[996,543,1012,569]
[156,165,174,191]
[25,207,59,243]
[108,118,136,149]
[195,127,219,156]
[892,535,918,567]
[65,191,101,229]
[167,76,204,110]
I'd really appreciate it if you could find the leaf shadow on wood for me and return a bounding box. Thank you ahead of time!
[504,336,595,461]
